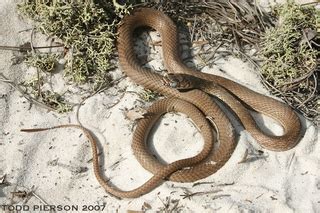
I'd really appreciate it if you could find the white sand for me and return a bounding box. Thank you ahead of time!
[1,0,319,212]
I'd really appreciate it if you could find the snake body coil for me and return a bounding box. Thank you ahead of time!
[116,8,302,197]
[22,8,302,199]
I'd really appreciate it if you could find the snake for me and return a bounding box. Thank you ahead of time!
[21,8,302,199]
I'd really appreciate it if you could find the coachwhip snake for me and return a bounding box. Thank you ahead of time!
[21,8,302,198]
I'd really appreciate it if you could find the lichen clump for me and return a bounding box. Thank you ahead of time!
[261,2,317,87]
[260,2,319,123]
[25,53,60,73]
[18,1,129,89]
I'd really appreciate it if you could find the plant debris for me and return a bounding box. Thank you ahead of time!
[157,196,184,212]
[133,0,273,51]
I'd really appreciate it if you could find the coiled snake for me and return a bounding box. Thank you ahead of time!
[21,8,302,198]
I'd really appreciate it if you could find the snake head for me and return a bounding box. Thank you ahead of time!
[162,73,196,91]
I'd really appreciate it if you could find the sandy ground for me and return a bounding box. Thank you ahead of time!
[0,0,319,212]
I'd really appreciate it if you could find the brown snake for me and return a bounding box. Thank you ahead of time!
[21,8,302,198]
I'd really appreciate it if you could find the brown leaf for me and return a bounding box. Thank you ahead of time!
[124,108,148,121]
[143,202,152,210]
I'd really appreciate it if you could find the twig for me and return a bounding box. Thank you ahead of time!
[190,14,197,43]
[31,191,50,205]
[216,182,235,187]
[109,156,125,170]
[255,193,264,199]
[301,1,320,6]
[192,181,235,187]
[181,189,222,199]
[0,44,64,51]
[192,181,215,187]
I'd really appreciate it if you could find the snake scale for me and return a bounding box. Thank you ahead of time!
[21,8,302,198]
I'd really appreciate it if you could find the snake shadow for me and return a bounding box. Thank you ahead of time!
[132,24,200,73]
